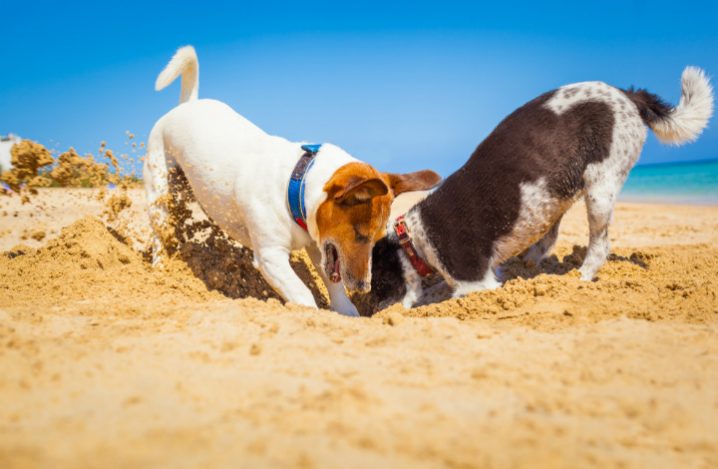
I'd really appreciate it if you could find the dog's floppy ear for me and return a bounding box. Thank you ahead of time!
[386,170,441,196]
[333,177,389,204]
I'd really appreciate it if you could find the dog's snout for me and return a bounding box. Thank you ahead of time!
[352,280,370,293]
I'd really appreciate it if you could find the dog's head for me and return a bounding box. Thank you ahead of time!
[315,162,440,293]
[353,235,408,314]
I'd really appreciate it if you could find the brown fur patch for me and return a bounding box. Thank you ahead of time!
[316,163,442,290]
[317,163,393,290]
[385,170,442,195]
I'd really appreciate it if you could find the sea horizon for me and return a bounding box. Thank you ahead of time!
[620,157,718,205]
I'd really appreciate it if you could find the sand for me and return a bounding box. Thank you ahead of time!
[1,188,717,468]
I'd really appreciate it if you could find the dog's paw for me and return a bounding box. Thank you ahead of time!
[578,267,597,281]
[332,301,360,317]
[400,289,421,309]
[151,255,166,269]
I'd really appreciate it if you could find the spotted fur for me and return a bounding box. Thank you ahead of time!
[368,67,713,310]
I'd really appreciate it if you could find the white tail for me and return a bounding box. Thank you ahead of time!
[155,46,199,104]
[651,66,714,145]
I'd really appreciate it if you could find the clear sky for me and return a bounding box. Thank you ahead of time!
[1,0,716,176]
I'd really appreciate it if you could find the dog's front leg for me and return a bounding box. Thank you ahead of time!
[401,280,423,309]
[397,256,423,309]
[254,246,317,308]
[307,246,359,317]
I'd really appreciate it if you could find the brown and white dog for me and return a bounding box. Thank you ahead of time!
[368,67,713,309]
[144,46,440,316]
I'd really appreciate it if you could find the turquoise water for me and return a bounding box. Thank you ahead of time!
[620,159,718,205]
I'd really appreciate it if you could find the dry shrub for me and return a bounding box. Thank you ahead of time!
[0,140,54,192]
[49,148,120,187]
[0,139,141,201]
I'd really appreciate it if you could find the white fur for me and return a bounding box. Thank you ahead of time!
[452,271,501,297]
[145,46,360,316]
[520,219,561,267]
[395,209,439,307]
[155,46,199,104]
[544,81,609,115]
[398,253,423,309]
[578,86,647,280]
[494,177,573,264]
[651,66,714,144]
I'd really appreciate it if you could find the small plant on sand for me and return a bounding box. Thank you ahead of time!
[0,139,142,199]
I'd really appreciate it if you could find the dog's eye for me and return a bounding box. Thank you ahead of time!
[355,232,370,243]
[353,224,370,243]
[338,196,370,207]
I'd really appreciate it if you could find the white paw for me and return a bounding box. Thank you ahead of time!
[332,301,359,317]
[485,276,501,290]
[401,288,421,309]
[151,254,165,268]
[452,275,501,298]
[401,297,414,309]
[579,267,596,281]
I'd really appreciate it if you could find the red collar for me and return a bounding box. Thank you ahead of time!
[394,215,433,278]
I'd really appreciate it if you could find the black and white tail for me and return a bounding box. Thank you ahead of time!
[155,46,199,104]
[624,66,713,145]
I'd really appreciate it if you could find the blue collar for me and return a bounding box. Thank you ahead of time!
[287,144,322,231]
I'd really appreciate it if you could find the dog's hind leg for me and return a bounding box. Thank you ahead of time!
[143,129,175,266]
[579,186,618,281]
[521,216,562,267]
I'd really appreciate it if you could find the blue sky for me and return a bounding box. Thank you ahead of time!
[1,0,716,176]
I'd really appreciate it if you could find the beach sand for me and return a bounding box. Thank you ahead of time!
[1,188,717,468]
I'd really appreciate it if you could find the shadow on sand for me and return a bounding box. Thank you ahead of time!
[157,168,329,307]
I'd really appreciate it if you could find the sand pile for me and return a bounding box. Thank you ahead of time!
[103,191,133,222]
[1,190,717,468]
[0,174,326,308]
[0,216,223,313]
[0,212,328,312]
[175,221,327,306]
[3,208,716,329]
[374,244,718,327]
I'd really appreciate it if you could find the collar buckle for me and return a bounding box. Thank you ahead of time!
[394,215,433,278]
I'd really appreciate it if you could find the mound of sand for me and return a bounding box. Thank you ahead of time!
[1,189,717,468]
[0,213,328,314]
[1,216,218,310]
[375,244,718,327]
[4,205,716,330]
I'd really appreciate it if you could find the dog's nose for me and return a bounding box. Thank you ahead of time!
[354,280,370,293]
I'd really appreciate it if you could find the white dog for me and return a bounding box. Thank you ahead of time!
[144,46,440,316]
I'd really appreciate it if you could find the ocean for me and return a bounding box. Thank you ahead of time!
[620,159,718,205]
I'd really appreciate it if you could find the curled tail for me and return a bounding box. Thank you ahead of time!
[155,45,199,104]
[624,66,713,145]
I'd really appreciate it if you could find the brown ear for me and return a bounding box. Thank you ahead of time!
[386,170,442,195]
[334,177,389,203]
